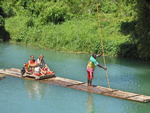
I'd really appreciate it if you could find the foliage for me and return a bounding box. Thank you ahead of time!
[39,2,69,24]
[0,0,150,60]
[0,7,10,42]
[0,15,4,27]
[100,0,118,13]
[26,17,34,28]
[135,0,150,60]
[0,3,16,17]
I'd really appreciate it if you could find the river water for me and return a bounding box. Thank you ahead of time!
[0,43,150,113]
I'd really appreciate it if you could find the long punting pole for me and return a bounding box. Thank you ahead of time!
[96,1,110,88]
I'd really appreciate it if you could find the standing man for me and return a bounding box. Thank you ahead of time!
[86,52,106,86]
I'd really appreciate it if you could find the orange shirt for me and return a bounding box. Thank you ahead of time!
[29,60,36,67]
[30,60,36,64]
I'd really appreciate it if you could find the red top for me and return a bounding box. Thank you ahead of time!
[30,60,36,64]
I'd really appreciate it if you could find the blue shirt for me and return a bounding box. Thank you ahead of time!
[89,55,99,66]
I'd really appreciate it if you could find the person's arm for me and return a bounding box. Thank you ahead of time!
[97,52,104,57]
[97,64,107,70]
[45,64,48,67]
[43,60,48,67]
[45,63,50,70]
[43,60,51,71]
[28,60,31,66]
[28,60,37,67]
[34,61,37,67]
[37,59,42,65]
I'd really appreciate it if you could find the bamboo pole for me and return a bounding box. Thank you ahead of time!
[96,1,110,88]
[57,22,59,45]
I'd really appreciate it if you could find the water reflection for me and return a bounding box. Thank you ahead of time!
[87,93,95,113]
[24,80,46,100]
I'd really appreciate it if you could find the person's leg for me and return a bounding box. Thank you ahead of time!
[40,69,46,75]
[89,79,92,86]
[28,67,32,72]
[40,71,45,75]
[91,72,93,85]
[89,72,93,86]
[47,67,51,72]
[87,71,90,86]
[89,79,91,85]
[32,67,35,72]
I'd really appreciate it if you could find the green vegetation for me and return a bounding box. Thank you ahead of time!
[0,0,150,60]
[0,6,10,42]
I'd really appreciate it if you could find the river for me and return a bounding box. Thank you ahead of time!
[0,43,150,113]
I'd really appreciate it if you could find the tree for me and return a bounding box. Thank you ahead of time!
[135,0,150,60]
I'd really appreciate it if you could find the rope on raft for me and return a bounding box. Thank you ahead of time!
[96,1,110,88]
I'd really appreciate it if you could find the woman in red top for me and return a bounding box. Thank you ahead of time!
[28,55,37,72]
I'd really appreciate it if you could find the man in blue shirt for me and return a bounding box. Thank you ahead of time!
[87,52,106,86]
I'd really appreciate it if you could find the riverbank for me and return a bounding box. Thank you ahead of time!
[1,1,150,60]
[2,0,150,60]
[5,14,129,57]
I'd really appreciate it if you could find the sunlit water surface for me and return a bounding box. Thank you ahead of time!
[0,43,150,113]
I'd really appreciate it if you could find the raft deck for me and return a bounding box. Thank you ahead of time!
[0,68,150,103]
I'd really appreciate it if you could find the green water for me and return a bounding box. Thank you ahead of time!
[0,43,150,113]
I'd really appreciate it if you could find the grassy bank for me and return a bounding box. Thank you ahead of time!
[5,13,129,56]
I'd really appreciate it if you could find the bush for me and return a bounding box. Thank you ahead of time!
[118,42,138,58]
[40,2,69,24]
[0,15,4,27]
[3,5,15,17]
[26,17,34,28]
[101,1,117,13]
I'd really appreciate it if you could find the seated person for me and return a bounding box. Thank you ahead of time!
[34,66,46,76]
[37,54,51,73]
[28,55,37,72]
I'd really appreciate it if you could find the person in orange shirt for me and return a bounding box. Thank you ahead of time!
[28,55,37,72]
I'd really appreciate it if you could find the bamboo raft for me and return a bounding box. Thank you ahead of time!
[0,68,150,103]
